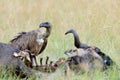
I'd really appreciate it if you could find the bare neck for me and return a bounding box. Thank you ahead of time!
[44,27,51,38]
[73,31,80,48]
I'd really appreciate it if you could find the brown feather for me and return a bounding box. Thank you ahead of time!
[10,22,52,67]
[10,32,26,43]
[10,29,44,55]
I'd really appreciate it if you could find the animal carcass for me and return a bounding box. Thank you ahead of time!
[0,42,33,78]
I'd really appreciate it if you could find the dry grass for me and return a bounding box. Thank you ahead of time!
[0,0,120,80]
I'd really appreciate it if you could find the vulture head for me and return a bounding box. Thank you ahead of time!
[65,29,80,48]
[65,29,89,49]
[39,22,52,38]
[39,22,51,28]
[65,29,76,35]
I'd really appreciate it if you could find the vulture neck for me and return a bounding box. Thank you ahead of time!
[72,31,81,48]
[44,27,51,38]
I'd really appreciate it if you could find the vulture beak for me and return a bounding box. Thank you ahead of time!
[65,29,75,35]
[39,22,51,28]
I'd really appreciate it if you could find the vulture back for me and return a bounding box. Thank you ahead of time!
[10,29,45,55]
[64,48,104,74]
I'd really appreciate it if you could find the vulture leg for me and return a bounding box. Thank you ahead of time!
[29,53,33,68]
[28,53,38,67]
[32,54,38,67]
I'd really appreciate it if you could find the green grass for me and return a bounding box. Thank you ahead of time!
[0,0,120,79]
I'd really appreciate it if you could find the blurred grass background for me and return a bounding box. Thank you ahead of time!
[0,0,120,80]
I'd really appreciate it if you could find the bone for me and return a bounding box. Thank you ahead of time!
[46,56,49,65]
[13,52,19,57]
[40,58,43,66]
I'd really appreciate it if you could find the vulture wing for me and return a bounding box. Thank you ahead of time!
[10,32,29,50]
[10,30,44,54]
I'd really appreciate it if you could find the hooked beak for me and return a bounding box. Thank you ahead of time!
[65,29,75,35]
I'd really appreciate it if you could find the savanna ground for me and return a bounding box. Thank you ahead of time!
[0,0,120,80]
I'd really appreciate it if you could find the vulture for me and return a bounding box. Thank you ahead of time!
[65,29,113,67]
[10,22,52,66]
[64,48,104,75]
[0,42,34,78]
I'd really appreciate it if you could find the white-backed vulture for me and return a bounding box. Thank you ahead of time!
[10,22,52,66]
[65,29,113,67]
